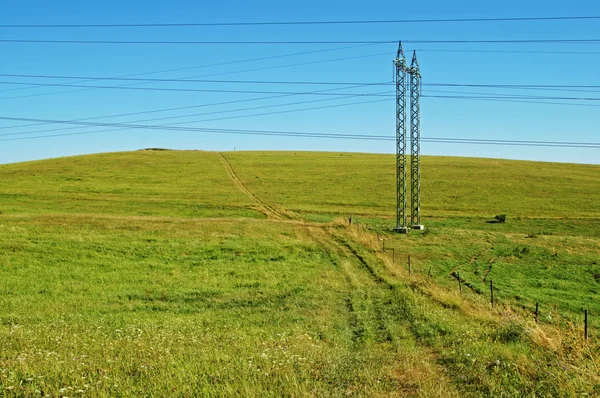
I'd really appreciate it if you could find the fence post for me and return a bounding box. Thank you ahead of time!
[535,302,539,323]
[408,255,412,274]
[585,309,588,341]
[392,248,395,264]
[458,272,462,295]
[490,280,494,308]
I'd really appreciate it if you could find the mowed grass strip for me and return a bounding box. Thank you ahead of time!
[0,150,264,219]
[223,151,600,218]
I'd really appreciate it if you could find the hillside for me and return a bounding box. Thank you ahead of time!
[0,150,599,396]
[2,150,598,219]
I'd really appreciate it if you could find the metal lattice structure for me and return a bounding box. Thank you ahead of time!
[393,42,408,233]
[393,45,424,233]
[409,51,423,229]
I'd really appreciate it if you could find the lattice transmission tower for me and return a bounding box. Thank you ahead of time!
[393,44,424,233]
[393,42,408,233]
[409,51,424,230]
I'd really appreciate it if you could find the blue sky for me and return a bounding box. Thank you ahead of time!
[0,0,599,164]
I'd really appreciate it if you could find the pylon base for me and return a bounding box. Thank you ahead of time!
[411,225,425,231]
[393,226,409,234]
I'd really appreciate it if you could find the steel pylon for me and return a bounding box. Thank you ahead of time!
[393,42,408,233]
[409,51,423,229]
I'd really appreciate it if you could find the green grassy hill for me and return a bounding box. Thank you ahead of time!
[224,151,600,218]
[3,150,597,219]
[0,150,599,396]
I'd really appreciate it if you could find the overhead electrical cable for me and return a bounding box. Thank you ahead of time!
[3,80,600,101]
[2,39,600,45]
[420,90,600,101]
[4,74,600,94]
[6,73,600,89]
[0,73,394,86]
[422,95,600,107]
[6,89,600,140]
[0,80,395,97]
[0,93,391,138]
[0,42,384,94]
[0,81,389,132]
[423,88,600,96]
[0,51,390,101]
[1,15,599,28]
[3,84,599,138]
[424,82,600,89]
[4,73,600,92]
[423,87,600,94]
[0,116,598,149]
[417,48,600,55]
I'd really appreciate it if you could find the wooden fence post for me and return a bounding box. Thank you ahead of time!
[585,309,588,341]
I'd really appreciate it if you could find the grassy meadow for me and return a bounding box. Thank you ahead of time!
[0,151,263,219]
[0,150,599,396]
[223,151,600,218]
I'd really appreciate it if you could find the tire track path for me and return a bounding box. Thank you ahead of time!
[218,152,290,220]
[312,226,461,396]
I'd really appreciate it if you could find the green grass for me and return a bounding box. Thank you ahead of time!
[367,217,600,316]
[0,151,263,219]
[1,149,599,396]
[223,151,600,218]
[0,216,452,396]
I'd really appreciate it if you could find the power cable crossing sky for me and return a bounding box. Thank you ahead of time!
[0,0,599,164]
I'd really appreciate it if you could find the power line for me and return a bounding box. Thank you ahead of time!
[425,94,600,101]
[0,51,390,100]
[0,73,391,86]
[5,74,600,94]
[2,83,598,141]
[425,83,600,89]
[5,73,600,91]
[422,92,600,101]
[422,95,600,107]
[422,137,599,146]
[3,84,599,138]
[0,80,395,97]
[4,80,600,102]
[0,39,396,45]
[7,86,600,140]
[421,86,600,105]
[424,87,600,95]
[0,116,597,149]
[420,138,600,148]
[2,50,595,100]
[1,16,599,28]
[0,81,387,132]
[0,43,382,95]
[2,39,600,45]
[418,48,600,55]
[0,93,391,137]
[5,74,600,91]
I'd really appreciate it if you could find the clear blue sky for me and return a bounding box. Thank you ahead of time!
[0,0,599,164]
